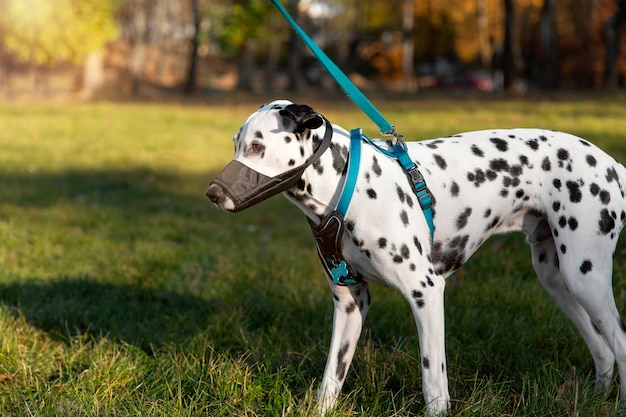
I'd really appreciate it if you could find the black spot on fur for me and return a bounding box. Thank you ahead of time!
[284,136,292,143]
[553,179,562,190]
[434,154,447,170]
[366,188,377,199]
[467,169,486,187]
[400,244,410,259]
[486,216,500,231]
[566,181,582,203]
[396,185,406,203]
[560,244,567,254]
[600,190,611,205]
[519,155,530,166]
[372,156,382,176]
[336,342,349,380]
[489,158,510,172]
[346,302,357,314]
[568,217,578,230]
[471,145,484,157]
[541,157,551,171]
[330,143,348,175]
[490,137,508,152]
[599,209,616,234]
[288,159,296,166]
[450,181,460,197]
[400,210,409,226]
[590,183,600,196]
[552,201,560,212]
[378,237,387,248]
[456,208,472,230]
[510,165,523,177]
[422,357,430,369]
[414,236,423,255]
[484,208,492,218]
[557,148,569,162]
[586,155,597,167]
[526,139,539,150]
[606,167,619,183]
[580,260,593,274]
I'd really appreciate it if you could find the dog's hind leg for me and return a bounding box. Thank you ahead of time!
[396,270,450,416]
[557,245,626,405]
[529,237,616,390]
[317,281,371,414]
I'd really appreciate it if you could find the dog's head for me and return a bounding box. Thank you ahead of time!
[206,100,331,211]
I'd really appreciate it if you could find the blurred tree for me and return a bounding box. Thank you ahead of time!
[604,0,626,87]
[183,0,201,94]
[118,0,151,95]
[0,0,119,66]
[287,0,304,91]
[210,0,277,91]
[502,0,517,90]
[402,0,415,91]
[539,0,559,89]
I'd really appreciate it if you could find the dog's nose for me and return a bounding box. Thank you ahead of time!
[206,183,224,204]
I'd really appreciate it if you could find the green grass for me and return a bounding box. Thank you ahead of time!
[1,95,626,416]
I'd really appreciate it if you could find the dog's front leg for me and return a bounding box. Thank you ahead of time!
[317,281,371,414]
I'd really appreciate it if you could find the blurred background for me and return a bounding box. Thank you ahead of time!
[0,0,625,101]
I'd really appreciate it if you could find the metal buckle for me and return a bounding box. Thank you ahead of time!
[381,125,405,147]
[407,166,424,186]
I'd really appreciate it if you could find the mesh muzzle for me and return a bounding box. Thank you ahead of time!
[208,116,333,212]
[210,160,307,212]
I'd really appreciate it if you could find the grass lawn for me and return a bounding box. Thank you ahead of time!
[1,95,626,416]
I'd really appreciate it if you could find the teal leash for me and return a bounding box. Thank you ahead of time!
[269,0,395,137]
[269,0,435,242]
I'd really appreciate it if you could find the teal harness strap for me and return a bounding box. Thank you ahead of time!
[269,0,394,136]
[336,129,362,216]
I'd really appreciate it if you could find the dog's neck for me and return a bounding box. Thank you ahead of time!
[283,124,351,223]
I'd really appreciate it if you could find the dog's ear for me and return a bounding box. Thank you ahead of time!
[279,104,324,133]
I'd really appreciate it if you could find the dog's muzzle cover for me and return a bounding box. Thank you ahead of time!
[208,116,333,212]
[209,160,308,211]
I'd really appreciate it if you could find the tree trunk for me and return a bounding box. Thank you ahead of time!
[476,0,490,68]
[502,0,516,91]
[82,49,105,99]
[237,41,256,91]
[129,2,148,95]
[539,0,559,89]
[183,0,200,94]
[287,0,303,92]
[402,0,415,92]
[603,0,626,88]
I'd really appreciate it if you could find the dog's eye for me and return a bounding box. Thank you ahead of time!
[250,142,265,154]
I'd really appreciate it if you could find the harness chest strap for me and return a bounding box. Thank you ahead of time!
[308,128,363,286]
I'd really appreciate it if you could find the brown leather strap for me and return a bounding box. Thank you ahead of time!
[308,211,361,286]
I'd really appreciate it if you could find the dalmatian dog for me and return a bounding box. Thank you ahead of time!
[206,100,626,416]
